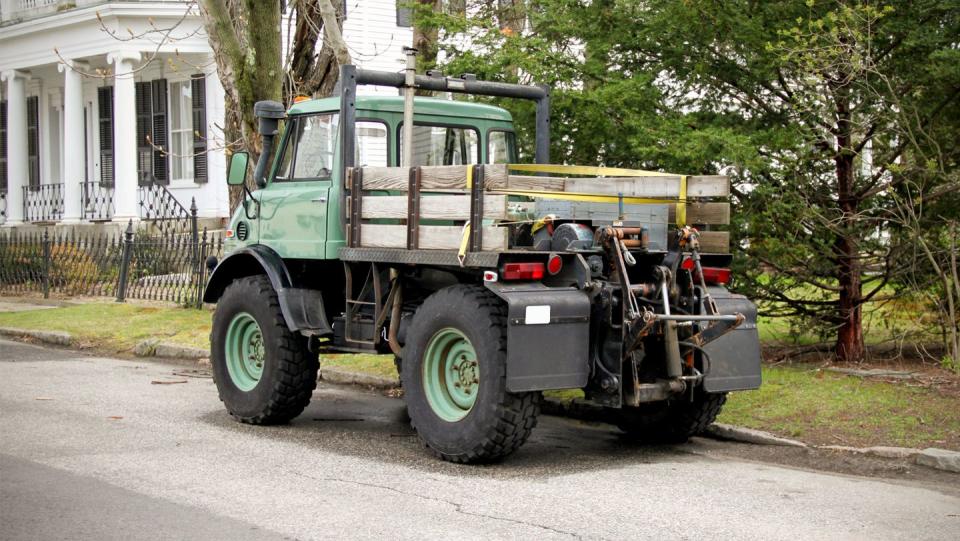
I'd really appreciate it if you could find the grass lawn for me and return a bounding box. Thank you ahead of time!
[0,300,211,352]
[720,366,960,449]
[2,299,957,450]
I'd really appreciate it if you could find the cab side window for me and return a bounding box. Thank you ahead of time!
[399,124,480,166]
[356,121,388,167]
[487,130,516,164]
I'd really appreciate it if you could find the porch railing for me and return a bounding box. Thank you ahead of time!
[82,181,115,221]
[23,184,64,223]
[138,182,192,236]
[14,181,195,227]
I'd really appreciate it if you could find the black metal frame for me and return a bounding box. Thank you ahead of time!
[338,64,551,234]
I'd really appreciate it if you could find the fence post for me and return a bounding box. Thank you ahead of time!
[190,197,199,270]
[196,227,209,309]
[42,228,51,299]
[116,220,134,302]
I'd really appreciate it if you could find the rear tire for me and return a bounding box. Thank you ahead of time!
[615,391,727,443]
[401,285,540,463]
[211,275,318,425]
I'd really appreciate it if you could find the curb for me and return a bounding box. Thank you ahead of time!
[0,326,72,346]
[133,339,210,362]
[705,423,807,447]
[541,397,608,423]
[319,367,399,390]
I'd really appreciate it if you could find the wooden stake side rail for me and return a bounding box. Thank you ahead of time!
[351,165,729,198]
[347,165,732,253]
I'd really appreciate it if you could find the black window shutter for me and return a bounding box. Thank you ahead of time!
[151,79,169,185]
[191,75,207,183]
[98,86,114,187]
[135,81,153,186]
[0,101,7,192]
[27,96,40,189]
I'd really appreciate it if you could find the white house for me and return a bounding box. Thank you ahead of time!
[0,0,413,228]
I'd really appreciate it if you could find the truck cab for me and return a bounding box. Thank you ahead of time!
[225,96,517,259]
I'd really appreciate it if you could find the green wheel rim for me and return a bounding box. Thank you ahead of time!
[225,312,265,392]
[422,328,480,422]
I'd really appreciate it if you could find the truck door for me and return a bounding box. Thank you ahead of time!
[258,113,336,259]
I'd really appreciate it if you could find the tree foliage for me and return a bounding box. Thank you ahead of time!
[421,0,960,361]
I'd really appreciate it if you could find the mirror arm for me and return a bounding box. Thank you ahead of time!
[241,182,259,220]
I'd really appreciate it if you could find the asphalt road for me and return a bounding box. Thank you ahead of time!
[1,338,958,540]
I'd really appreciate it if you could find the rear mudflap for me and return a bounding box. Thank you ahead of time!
[484,282,591,392]
[701,287,762,392]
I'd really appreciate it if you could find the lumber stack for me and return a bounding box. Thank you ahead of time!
[347,164,730,252]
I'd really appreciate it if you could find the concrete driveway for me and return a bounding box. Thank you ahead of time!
[1,339,957,540]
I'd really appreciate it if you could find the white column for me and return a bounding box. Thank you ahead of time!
[107,51,141,222]
[205,65,228,218]
[1,70,30,226]
[58,60,87,224]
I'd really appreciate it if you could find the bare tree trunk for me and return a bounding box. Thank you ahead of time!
[413,0,441,95]
[834,91,865,363]
[949,223,960,366]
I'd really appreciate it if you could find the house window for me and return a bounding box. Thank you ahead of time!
[169,80,194,182]
[396,1,412,27]
[27,96,40,189]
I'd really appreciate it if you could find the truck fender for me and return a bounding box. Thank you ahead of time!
[203,245,333,337]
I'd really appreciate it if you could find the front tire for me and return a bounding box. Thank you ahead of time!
[401,285,540,463]
[211,275,318,424]
[615,391,727,443]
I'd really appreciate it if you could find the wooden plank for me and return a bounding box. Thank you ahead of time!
[360,195,510,220]
[564,176,684,198]
[357,164,508,191]
[564,175,729,199]
[506,175,567,192]
[698,231,730,253]
[668,202,730,225]
[360,224,508,251]
[687,176,730,197]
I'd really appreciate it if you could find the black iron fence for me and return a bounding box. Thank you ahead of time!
[0,210,224,308]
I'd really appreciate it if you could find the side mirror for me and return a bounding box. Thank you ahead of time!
[227,152,249,186]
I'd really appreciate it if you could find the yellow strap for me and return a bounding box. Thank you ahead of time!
[457,222,470,266]
[676,175,687,226]
[508,163,679,177]
[489,188,684,205]
[465,165,473,189]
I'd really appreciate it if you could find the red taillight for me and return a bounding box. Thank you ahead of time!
[680,257,731,285]
[225,229,235,238]
[502,262,545,281]
[547,254,563,275]
[701,267,731,285]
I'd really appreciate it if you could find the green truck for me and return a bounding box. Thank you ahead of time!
[203,65,761,463]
